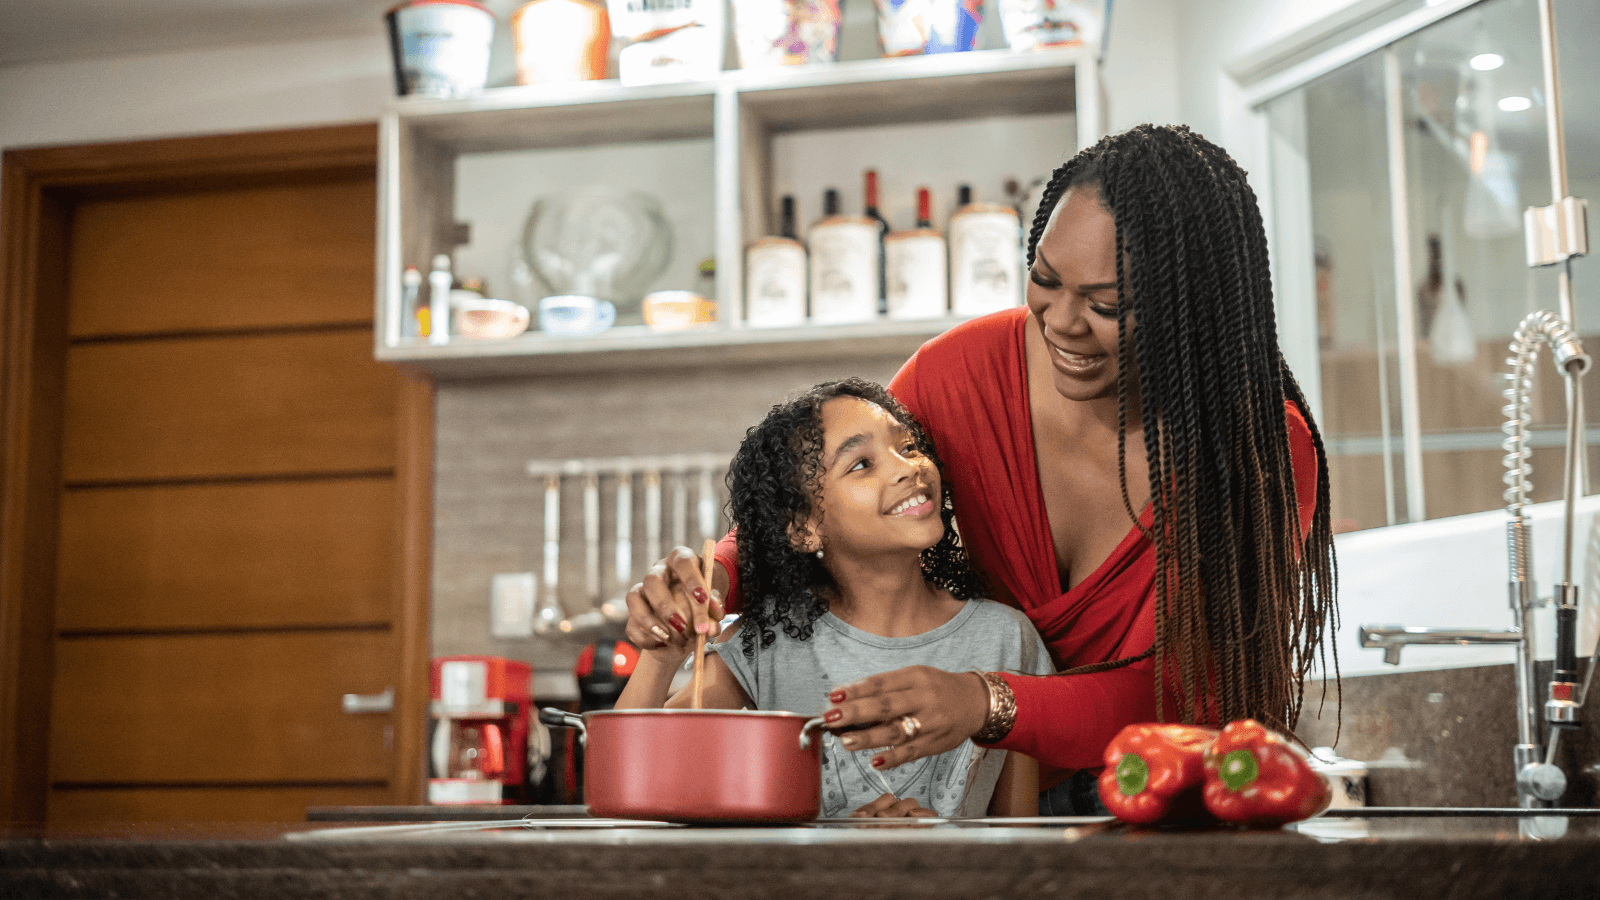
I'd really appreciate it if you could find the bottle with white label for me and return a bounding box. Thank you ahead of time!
[885,187,948,320]
[745,195,808,328]
[808,188,879,325]
[949,185,1022,316]
[428,253,454,345]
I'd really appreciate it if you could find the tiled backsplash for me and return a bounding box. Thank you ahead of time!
[1298,662,1599,808]
[430,355,906,680]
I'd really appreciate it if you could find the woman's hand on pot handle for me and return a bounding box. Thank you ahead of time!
[823,666,991,769]
[849,793,937,818]
[622,545,728,661]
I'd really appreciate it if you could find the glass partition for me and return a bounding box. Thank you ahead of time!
[1265,0,1597,532]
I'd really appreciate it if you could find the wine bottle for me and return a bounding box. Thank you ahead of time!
[864,170,890,316]
[808,188,879,325]
[745,195,808,328]
[885,187,948,320]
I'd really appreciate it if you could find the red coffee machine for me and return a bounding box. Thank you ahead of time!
[428,655,532,805]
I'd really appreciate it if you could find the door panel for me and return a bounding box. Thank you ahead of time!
[61,329,401,483]
[66,179,377,338]
[55,478,397,631]
[49,631,396,784]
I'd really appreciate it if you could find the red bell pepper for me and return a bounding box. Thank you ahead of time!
[1098,723,1220,824]
[1202,719,1331,826]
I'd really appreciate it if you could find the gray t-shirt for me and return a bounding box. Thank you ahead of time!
[708,598,1053,818]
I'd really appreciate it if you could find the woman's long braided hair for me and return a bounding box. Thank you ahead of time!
[728,378,987,660]
[1029,124,1338,732]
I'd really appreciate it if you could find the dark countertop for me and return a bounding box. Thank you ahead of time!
[5,810,1600,899]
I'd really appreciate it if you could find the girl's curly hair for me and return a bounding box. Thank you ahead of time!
[728,378,985,660]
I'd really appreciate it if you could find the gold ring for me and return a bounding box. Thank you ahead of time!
[898,715,921,741]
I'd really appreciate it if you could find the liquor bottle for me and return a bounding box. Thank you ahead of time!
[745,195,807,328]
[864,170,890,316]
[885,187,948,320]
[808,188,879,325]
[949,187,1022,316]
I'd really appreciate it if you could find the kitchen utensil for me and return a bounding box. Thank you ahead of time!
[583,470,601,606]
[521,187,673,319]
[535,473,566,635]
[386,1,495,98]
[696,466,718,544]
[614,466,633,600]
[453,297,530,340]
[690,539,715,709]
[641,291,716,330]
[429,656,533,805]
[644,469,662,564]
[539,707,826,822]
[538,295,616,336]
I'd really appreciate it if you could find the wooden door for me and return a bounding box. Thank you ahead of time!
[0,126,433,823]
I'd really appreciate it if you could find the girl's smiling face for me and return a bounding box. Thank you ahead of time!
[804,396,944,559]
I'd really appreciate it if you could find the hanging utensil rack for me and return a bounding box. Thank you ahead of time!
[524,453,732,640]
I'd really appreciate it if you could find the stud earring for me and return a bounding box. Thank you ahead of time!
[815,548,824,559]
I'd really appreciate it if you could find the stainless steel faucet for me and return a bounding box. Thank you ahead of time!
[1360,310,1593,808]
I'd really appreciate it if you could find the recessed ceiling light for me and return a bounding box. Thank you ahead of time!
[1499,95,1533,112]
[1470,53,1505,71]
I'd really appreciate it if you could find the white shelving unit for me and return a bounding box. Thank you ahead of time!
[375,47,1098,378]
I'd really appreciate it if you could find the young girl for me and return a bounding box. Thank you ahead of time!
[615,378,1051,818]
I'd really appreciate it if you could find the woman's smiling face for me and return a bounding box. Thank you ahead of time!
[1026,185,1125,403]
[806,396,944,559]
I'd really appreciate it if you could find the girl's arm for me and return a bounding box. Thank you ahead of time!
[986,751,1039,817]
[663,650,754,710]
[613,651,683,709]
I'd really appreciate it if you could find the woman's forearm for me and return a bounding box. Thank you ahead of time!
[988,667,1159,770]
[613,653,683,709]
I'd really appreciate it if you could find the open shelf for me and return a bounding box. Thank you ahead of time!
[376,47,1096,378]
[375,316,972,379]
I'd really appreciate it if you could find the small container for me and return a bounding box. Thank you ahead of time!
[949,193,1022,316]
[732,0,843,68]
[885,188,947,320]
[385,0,496,98]
[873,0,980,57]
[607,0,725,85]
[747,195,807,328]
[746,238,807,328]
[1309,748,1369,810]
[642,291,716,330]
[808,189,879,325]
[997,0,1100,52]
[453,298,531,340]
[511,0,610,85]
[539,295,616,336]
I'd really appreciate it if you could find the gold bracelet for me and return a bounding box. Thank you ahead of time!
[970,671,1017,743]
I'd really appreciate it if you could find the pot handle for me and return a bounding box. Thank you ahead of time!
[799,716,827,751]
[539,707,587,744]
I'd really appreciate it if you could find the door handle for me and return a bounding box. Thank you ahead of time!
[342,687,395,714]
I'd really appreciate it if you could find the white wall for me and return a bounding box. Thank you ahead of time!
[0,34,392,151]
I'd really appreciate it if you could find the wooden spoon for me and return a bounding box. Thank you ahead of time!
[690,538,715,709]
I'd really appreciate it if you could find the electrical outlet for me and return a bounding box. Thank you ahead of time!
[490,572,536,638]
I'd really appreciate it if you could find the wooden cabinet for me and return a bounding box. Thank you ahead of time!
[376,48,1098,378]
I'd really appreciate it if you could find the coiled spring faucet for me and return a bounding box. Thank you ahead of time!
[1360,310,1594,808]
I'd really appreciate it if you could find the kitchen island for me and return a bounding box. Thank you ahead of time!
[4,811,1598,899]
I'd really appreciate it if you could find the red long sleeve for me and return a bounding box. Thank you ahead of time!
[890,309,1320,772]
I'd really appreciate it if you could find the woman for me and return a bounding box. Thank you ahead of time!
[625,124,1338,815]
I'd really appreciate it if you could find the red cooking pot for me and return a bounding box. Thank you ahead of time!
[540,707,826,823]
